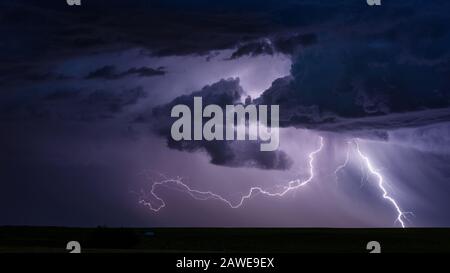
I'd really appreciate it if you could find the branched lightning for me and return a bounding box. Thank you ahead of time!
[140,136,410,228]
[333,139,410,227]
[353,139,408,228]
[334,141,367,188]
[139,136,324,212]
[334,139,407,228]
[334,141,351,184]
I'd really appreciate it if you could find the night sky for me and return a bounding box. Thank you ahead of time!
[1,0,450,227]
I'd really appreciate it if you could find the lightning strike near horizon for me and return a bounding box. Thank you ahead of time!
[353,139,408,228]
[333,139,410,227]
[140,136,410,228]
[139,137,324,212]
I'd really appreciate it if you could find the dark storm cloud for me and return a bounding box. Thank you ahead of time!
[254,35,450,132]
[227,40,275,60]
[23,72,72,82]
[0,63,72,87]
[44,90,80,101]
[4,0,450,130]
[2,0,450,165]
[140,1,450,142]
[150,78,292,170]
[84,87,147,114]
[3,0,450,228]
[0,0,277,65]
[85,65,166,80]
[1,86,147,122]
[165,137,293,170]
[251,3,450,132]
[0,0,355,81]
[273,33,318,55]
[0,0,442,64]
[227,33,318,59]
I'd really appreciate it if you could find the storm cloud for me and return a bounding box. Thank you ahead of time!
[1,86,148,122]
[150,78,293,170]
[2,0,450,227]
[85,65,166,80]
[4,0,448,130]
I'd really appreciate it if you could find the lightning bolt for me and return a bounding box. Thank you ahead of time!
[334,141,367,188]
[333,139,410,227]
[353,139,408,228]
[140,136,411,228]
[334,141,351,185]
[139,136,324,212]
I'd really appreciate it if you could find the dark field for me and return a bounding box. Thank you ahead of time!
[1,227,449,253]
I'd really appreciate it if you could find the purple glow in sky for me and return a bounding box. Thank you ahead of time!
[2,0,450,228]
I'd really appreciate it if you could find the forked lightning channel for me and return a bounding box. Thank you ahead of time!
[139,137,411,228]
